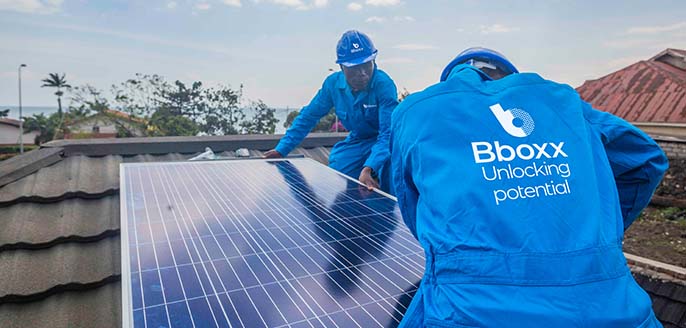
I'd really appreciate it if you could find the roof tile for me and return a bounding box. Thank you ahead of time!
[0,196,119,250]
[0,155,121,205]
[0,282,120,328]
[659,300,686,325]
[0,236,119,301]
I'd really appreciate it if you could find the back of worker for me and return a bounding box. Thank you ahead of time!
[391,49,668,327]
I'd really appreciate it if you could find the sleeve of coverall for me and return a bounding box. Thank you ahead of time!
[363,80,399,174]
[274,81,334,156]
[582,102,669,230]
[390,109,419,240]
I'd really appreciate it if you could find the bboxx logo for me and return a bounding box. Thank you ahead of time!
[490,103,534,137]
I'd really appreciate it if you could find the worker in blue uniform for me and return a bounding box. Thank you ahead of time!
[391,47,668,327]
[264,30,399,193]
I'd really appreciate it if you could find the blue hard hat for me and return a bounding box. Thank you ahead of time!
[336,30,378,67]
[440,47,518,81]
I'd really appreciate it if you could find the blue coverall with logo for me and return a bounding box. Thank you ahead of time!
[275,68,398,193]
[391,65,668,327]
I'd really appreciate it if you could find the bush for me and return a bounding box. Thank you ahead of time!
[0,145,38,154]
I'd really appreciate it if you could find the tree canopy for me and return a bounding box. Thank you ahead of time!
[31,72,284,142]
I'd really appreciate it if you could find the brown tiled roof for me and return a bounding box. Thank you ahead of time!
[634,270,686,328]
[0,282,121,328]
[577,48,686,123]
[0,133,343,328]
[0,118,21,127]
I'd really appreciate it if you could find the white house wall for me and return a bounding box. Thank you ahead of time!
[0,124,39,146]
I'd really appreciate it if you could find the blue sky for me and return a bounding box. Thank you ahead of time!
[1,0,685,108]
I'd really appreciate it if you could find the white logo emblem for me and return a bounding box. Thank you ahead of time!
[489,103,535,137]
[352,43,360,49]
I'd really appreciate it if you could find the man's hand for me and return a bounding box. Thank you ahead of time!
[359,166,379,191]
[263,149,284,158]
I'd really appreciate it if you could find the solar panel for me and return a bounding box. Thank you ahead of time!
[120,158,424,328]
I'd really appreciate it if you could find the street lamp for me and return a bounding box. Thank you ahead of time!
[18,64,26,154]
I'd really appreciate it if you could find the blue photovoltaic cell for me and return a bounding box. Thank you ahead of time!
[121,158,424,328]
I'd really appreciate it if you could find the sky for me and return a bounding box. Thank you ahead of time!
[1,0,685,109]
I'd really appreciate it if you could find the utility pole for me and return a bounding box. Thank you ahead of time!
[18,64,27,154]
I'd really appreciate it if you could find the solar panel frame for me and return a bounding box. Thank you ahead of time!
[120,157,422,328]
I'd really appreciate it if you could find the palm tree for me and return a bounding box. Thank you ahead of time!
[41,73,71,115]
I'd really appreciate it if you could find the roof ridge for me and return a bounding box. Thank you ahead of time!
[0,148,64,188]
[579,60,649,87]
[42,133,346,156]
[644,60,686,88]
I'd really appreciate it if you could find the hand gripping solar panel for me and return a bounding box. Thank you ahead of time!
[120,158,424,328]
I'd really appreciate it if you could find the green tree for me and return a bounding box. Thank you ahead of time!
[0,109,9,118]
[158,80,205,118]
[41,73,71,115]
[241,100,279,134]
[148,108,199,136]
[23,113,59,144]
[284,110,299,129]
[283,108,338,132]
[112,73,169,117]
[68,84,109,114]
[202,85,245,135]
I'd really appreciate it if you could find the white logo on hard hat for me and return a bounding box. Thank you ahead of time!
[489,103,535,137]
[352,43,360,49]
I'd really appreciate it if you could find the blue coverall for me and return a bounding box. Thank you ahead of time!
[275,68,398,193]
[391,65,668,327]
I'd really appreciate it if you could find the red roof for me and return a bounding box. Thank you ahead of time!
[0,118,21,127]
[577,49,686,123]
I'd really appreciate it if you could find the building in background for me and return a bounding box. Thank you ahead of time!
[577,48,686,123]
[0,118,39,146]
[64,109,145,139]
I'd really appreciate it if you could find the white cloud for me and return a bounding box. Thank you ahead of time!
[393,43,436,50]
[272,0,305,6]
[194,2,211,10]
[456,28,465,33]
[166,1,177,9]
[347,2,362,11]
[365,0,399,6]
[626,21,686,35]
[393,16,414,22]
[0,0,63,14]
[252,0,326,10]
[223,0,242,7]
[3,20,255,59]
[480,24,519,34]
[366,16,386,23]
[365,15,414,24]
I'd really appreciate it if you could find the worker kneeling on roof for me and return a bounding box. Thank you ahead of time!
[265,30,398,194]
[391,47,668,327]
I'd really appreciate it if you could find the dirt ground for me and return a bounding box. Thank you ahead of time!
[623,158,686,268]
[624,206,686,268]
[656,157,686,199]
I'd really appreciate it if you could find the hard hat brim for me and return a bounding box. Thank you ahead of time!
[338,52,377,67]
[440,48,518,82]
